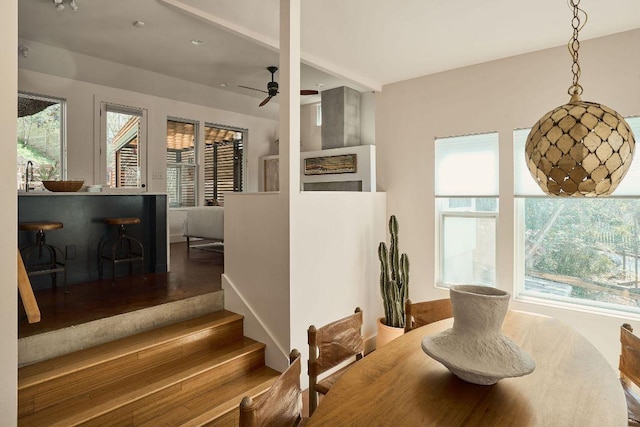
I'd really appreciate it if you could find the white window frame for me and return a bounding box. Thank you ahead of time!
[18,91,67,182]
[94,97,148,191]
[435,132,499,289]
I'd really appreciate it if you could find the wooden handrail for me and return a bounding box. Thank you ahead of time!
[18,249,40,323]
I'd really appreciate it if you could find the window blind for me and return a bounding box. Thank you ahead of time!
[435,132,499,197]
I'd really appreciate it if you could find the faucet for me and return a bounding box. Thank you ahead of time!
[25,161,33,192]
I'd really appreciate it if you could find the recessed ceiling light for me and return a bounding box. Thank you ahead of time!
[133,21,145,28]
[316,83,324,88]
[191,39,205,46]
[219,83,229,88]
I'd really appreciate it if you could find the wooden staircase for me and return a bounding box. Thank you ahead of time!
[18,310,280,426]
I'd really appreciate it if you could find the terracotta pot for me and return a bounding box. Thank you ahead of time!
[376,317,404,349]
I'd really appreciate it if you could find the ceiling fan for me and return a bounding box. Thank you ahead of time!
[239,66,319,107]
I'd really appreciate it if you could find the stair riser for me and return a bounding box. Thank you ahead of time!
[19,319,244,418]
[203,410,237,427]
[87,349,266,426]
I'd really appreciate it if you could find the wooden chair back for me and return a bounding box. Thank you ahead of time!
[239,349,304,427]
[404,298,453,333]
[620,323,640,424]
[308,307,363,415]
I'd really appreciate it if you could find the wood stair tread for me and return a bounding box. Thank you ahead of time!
[139,365,281,427]
[19,337,266,427]
[19,310,243,389]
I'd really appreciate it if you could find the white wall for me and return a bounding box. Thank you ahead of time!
[289,192,386,368]
[300,103,322,152]
[222,190,386,380]
[222,193,291,370]
[359,91,376,145]
[1,0,18,423]
[376,28,640,369]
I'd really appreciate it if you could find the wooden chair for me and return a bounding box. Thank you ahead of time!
[308,307,364,416]
[620,323,640,425]
[404,298,453,333]
[239,349,307,427]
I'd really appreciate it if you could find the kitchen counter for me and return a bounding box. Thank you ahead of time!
[18,192,167,289]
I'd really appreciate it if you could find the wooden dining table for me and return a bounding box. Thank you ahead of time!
[307,310,627,426]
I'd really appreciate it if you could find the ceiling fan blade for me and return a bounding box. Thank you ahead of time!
[300,89,319,96]
[239,85,268,94]
[259,96,273,107]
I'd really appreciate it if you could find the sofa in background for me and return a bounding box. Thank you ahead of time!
[182,206,224,250]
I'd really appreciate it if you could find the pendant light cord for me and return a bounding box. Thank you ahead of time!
[568,0,588,98]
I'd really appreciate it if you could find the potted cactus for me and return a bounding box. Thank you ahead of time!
[376,215,409,348]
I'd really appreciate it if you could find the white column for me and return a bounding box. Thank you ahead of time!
[278,0,301,196]
[0,0,18,422]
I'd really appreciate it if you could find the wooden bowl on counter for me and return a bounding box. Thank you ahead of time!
[42,180,84,192]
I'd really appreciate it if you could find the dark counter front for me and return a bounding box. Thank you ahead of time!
[18,193,168,289]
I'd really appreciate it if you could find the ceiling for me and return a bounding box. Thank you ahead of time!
[18,0,640,109]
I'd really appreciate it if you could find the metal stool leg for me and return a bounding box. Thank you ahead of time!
[100,222,144,282]
[20,229,66,292]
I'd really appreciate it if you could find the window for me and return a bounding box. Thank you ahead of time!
[100,102,147,189]
[435,133,499,287]
[515,117,640,314]
[17,92,65,190]
[203,124,245,204]
[166,119,196,207]
[316,104,322,126]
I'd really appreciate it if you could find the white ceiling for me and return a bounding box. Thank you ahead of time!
[18,0,640,108]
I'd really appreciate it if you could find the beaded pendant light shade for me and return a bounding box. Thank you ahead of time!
[525,0,635,197]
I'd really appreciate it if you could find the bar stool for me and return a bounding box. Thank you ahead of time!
[19,221,67,292]
[99,217,144,281]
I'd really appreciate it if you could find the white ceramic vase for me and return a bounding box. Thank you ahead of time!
[421,285,535,385]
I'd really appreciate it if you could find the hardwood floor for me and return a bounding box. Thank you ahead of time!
[19,241,223,339]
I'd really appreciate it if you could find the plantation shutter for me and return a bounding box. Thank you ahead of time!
[166,120,196,207]
[204,125,244,204]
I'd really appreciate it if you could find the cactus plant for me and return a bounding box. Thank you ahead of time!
[378,215,409,328]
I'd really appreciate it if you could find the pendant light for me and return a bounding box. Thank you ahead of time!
[525,0,635,197]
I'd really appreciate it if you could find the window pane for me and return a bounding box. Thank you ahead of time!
[521,198,640,314]
[106,109,141,188]
[17,93,64,190]
[435,132,499,196]
[438,198,497,287]
[166,120,196,207]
